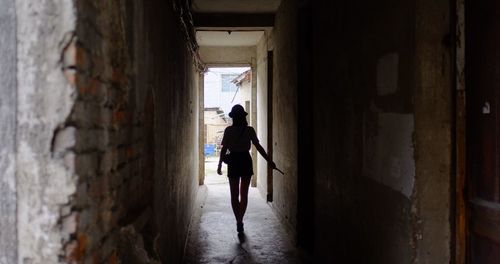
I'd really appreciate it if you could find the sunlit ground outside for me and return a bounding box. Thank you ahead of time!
[204,156,228,185]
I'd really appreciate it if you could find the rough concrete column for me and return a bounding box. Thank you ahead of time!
[199,73,205,185]
[0,0,17,263]
[16,0,77,262]
[251,61,258,187]
[414,0,453,262]
[256,33,269,197]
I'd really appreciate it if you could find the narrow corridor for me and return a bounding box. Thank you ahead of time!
[2,0,495,263]
[184,175,301,263]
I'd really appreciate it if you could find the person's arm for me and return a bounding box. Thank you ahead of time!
[253,141,276,169]
[250,127,276,169]
[217,145,227,175]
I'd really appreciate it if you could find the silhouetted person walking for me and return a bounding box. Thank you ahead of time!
[217,104,276,233]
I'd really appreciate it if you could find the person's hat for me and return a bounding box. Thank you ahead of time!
[228,104,248,118]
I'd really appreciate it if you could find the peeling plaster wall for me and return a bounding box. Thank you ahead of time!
[309,0,417,262]
[306,0,452,262]
[15,0,77,263]
[68,1,199,262]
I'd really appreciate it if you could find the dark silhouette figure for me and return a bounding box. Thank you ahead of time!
[217,104,276,233]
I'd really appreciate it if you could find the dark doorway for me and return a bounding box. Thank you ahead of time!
[466,0,500,262]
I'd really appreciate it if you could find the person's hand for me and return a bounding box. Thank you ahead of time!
[269,161,277,170]
[217,164,223,175]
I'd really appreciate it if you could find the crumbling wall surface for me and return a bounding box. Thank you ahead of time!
[271,0,299,232]
[146,1,199,262]
[308,0,452,263]
[310,0,416,262]
[67,0,198,263]
[0,0,17,263]
[67,1,151,262]
[15,0,78,263]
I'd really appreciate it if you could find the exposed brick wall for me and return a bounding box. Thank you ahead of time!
[64,1,199,262]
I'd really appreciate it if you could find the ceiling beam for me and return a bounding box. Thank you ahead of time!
[193,13,274,28]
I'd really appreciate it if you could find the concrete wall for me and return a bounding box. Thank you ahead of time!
[309,0,416,262]
[15,1,78,263]
[199,46,255,66]
[0,0,17,263]
[413,0,452,262]
[7,3,199,262]
[271,0,299,232]
[11,0,76,263]
[148,2,199,260]
[63,0,199,262]
[239,79,252,105]
[304,0,452,262]
[256,34,269,198]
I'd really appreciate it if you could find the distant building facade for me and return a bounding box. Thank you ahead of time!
[204,107,228,155]
[204,67,249,116]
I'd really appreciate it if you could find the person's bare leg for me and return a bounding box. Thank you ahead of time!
[239,176,252,223]
[229,177,242,223]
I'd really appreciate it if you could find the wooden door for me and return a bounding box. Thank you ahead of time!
[466,1,500,262]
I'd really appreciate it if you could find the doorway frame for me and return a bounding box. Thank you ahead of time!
[455,0,467,262]
[266,50,274,202]
[198,63,257,186]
